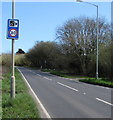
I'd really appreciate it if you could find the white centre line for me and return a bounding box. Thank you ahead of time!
[43,77,52,81]
[96,98,113,107]
[36,74,42,77]
[29,70,52,81]
[57,82,78,92]
[29,71,42,77]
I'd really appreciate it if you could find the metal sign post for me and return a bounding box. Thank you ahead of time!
[11,0,15,98]
[7,0,19,98]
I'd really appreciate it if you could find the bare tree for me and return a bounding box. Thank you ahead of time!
[56,17,111,75]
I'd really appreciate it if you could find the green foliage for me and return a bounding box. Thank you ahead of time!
[42,69,88,78]
[79,78,113,88]
[2,69,40,118]
[26,16,112,79]
[15,54,28,66]
[16,48,25,54]
[56,17,111,76]
[26,41,62,69]
[99,45,110,76]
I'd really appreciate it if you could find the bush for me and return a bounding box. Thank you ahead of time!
[26,41,61,69]
[15,54,28,66]
[1,54,11,67]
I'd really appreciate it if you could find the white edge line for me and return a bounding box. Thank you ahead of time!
[96,98,113,107]
[57,82,78,92]
[17,68,51,119]
[81,81,111,90]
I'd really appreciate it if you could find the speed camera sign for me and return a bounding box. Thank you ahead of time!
[7,19,19,39]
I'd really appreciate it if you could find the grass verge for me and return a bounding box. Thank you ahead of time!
[79,78,113,88]
[2,68,40,119]
[42,69,88,79]
[42,69,113,88]
[0,68,2,119]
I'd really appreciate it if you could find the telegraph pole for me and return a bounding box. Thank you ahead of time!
[11,0,15,98]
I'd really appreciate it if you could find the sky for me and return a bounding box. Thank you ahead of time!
[1,1,112,54]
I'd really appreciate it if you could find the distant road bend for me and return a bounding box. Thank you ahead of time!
[18,67,113,119]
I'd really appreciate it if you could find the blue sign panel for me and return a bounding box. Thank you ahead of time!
[7,19,19,39]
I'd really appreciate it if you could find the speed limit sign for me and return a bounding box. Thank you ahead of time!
[9,29,17,37]
[7,19,19,39]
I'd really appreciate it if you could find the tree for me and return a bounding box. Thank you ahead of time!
[25,41,61,69]
[56,17,111,75]
[16,49,25,54]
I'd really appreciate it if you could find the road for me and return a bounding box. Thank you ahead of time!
[18,67,113,119]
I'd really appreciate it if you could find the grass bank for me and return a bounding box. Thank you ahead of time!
[79,78,113,88]
[2,68,40,119]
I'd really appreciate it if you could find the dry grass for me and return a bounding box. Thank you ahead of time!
[0,55,2,65]
[1,54,11,67]
[0,54,11,75]
[0,53,27,75]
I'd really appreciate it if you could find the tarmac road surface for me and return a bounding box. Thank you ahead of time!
[18,67,113,119]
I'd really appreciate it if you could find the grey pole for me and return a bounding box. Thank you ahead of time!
[76,0,99,79]
[11,0,15,98]
[96,6,99,79]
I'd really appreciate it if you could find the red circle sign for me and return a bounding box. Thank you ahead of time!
[9,28,17,37]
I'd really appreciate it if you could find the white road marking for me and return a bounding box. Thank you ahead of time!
[30,71,52,81]
[41,70,112,90]
[29,71,37,74]
[36,74,42,77]
[57,82,78,92]
[105,87,110,89]
[29,70,52,81]
[69,79,74,81]
[95,86,110,90]
[83,92,86,95]
[81,82,111,90]
[17,68,51,119]
[96,98,113,107]
[29,71,42,77]
[43,77,52,81]
[57,76,70,80]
